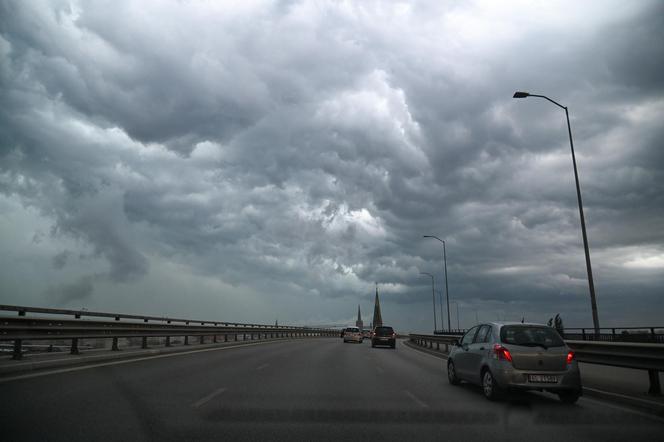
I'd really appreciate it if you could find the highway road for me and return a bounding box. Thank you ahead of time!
[1,338,662,441]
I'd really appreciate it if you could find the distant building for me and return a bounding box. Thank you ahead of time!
[355,304,363,330]
[372,284,383,328]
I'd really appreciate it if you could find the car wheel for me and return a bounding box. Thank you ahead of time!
[482,369,502,401]
[447,361,460,385]
[558,390,581,404]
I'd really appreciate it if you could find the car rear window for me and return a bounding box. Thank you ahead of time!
[500,325,564,347]
[374,327,394,335]
[345,327,360,332]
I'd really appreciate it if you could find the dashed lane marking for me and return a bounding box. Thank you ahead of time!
[192,387,228,408]
[404,390,429,408]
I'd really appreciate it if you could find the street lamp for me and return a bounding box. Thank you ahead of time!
[436,290,446,331]
[513,91,600,333]
[419,272,437,332]
[423,235,451,332]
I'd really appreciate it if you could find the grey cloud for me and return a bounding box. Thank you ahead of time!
[47,275,94,304]
[52,250,70,270]
[1,1,663,329]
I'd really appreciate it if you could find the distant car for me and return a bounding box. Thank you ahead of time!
[371,326,396,348]
[343,327,363,343]
[362,330,371,339]
[447,322,582,403]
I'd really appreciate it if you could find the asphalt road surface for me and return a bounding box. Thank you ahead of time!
[1,338,662,441]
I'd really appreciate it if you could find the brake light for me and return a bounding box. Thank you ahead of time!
[391,333,396,338]
[566,351,575,365]
[493,344,513,362]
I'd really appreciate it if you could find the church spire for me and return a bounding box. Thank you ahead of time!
[355,304,363,330]
[372,283,383,328]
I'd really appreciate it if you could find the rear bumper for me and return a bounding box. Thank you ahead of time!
[372,338,395,346]
[492,362,581,392]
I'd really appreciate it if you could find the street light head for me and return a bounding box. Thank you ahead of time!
[513,91,530,98]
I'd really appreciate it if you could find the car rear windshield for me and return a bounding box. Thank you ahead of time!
[345,327,359,332]
[500,326,564,348]
[374,327,394,336]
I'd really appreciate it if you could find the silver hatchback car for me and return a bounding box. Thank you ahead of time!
[447,322,581,403]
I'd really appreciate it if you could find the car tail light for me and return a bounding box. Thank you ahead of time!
[493,344,513,363]
[391,333,396,338]
[566,350,575,365]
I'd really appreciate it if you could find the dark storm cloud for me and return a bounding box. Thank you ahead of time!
[47,275,94,303]
[1,1,663,328]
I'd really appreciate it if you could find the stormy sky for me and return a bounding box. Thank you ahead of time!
[1,1,662,332]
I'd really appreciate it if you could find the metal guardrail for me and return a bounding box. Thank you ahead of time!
[564,327,664,344]
[0,305,337,360]
[433,326,664,344]
[409,333,664,396]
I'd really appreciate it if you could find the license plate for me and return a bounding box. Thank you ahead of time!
[528,375,558,383]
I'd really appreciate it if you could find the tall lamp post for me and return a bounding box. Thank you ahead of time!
[436,290,445,331]
[419,272,437,332]
[513,91,600,333]
[424,235,451,332]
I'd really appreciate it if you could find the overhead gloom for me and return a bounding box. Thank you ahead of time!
[1,1,662,332]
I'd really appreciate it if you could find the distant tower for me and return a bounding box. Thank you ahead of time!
[372,283,383,328]
[355,304,363,330]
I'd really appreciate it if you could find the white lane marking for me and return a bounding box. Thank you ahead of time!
[404,390,429,408]
[583,387,664,408]
[0,340,282,384]
[191,387,227,408]
[256,363,269,370]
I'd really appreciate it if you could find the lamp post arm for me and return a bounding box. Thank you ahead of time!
[528,94,566,110]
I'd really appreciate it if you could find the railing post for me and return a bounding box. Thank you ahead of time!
[111,337,119,351]
[611,328,616,341]
[165,336,171,347]
[651,328,656,343]
[213,335,218,343]
[12,339,23,360]
[142,337,148,349]
[582,328,586,340]
[224,334,228,342]
[648,370,662,396]
[199,336,204,344]
[436,342,440,350]
[184,336,189,345]
[71,338,80,355]
[234,334,238,341]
